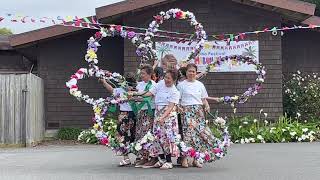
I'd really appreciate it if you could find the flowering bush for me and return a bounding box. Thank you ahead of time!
[283,71,320,121]
[78,116,117,144]
[78,129,98,144]
[219,115,320,144]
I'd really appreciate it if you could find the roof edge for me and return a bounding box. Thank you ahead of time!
[96,0,172,20]
[251,0,316,15]
[302,15,320,25]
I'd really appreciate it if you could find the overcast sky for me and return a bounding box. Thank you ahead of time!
[0,0,123,34]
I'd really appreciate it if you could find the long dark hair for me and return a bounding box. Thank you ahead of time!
[178,67,187,80]
[166,69,178,81]
[186,63,198,71]
[153,67,164,83]
[140,64,154,75]
[124,72,137,87]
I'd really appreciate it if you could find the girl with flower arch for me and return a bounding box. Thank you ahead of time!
[99,72,137,166]
[177,63,213,168]
[133,64,157,167]
[132,69,181,170]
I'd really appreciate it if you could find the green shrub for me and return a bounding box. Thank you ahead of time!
[212,115,320,144]
[57,127,82,140]
[283,71,320,121]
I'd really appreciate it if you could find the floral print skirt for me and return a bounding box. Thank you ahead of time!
[149,106,180,157]
[116,111,136,146]
[135,109,154,141]
[181,105,215,154]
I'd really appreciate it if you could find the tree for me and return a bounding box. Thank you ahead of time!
[0,28,13,35]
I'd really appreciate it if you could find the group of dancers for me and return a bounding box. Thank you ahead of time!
[99,54,219,170]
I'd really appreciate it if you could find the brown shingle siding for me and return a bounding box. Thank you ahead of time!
[36,30,124,129]
[123,0,283,119]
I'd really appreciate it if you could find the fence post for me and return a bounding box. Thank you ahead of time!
[22,87,28,147]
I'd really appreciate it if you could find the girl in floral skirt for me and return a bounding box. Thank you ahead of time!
[177,63,211,168]
[99,73,137,166]
[133,65,157,167]
[133,69,180,169]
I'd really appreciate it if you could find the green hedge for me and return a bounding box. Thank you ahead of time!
[57,127,82,140]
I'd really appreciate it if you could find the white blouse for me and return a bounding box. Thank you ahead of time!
[113,88,132,111]
[177,80,208,106]
[149,80,180,106]
[136,80,156,110]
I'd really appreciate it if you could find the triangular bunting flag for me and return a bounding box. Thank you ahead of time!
[229,34,234,41]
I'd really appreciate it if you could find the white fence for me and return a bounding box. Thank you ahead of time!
[0,73,44,147]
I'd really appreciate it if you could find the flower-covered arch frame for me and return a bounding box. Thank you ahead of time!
[206,55,266,108]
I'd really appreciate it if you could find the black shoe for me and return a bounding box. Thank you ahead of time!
[177,157,182,165]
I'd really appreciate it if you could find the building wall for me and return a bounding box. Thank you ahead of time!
[31,30,123,129]
[282,29,320,75]
[0,51,25,72]
[122,0,283,119]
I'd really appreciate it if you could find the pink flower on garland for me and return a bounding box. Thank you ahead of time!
[95,32,102,39]
[213,148,222,154]
[153,15,163,23]
[71,75,78,80]
[100,137,109,145]
[205,153,211,161]
[189,148,196,158]
[175,11,183,19]
[77,69,84,75]
[115,25,122,32]
[71,85,78,90]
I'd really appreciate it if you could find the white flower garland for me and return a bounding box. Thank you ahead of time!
[136,8,206,66]
[206,55,266,108]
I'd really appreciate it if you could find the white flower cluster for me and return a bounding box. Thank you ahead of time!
[290,128,317,142]
[78,129,97,143]
[215,117,226,126]
[138,8,206,66]
[235,124,317,144]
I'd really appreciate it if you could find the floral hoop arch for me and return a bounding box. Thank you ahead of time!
[207,55,266,108]
[66,26,145,144]
[135,8,207,66]
[66,13,230,163]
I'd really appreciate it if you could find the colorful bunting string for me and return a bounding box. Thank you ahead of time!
[1,13,320,42]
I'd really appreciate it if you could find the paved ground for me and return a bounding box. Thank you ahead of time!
[0,142,319,180]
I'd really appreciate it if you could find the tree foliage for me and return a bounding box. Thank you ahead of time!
[0,28,13,35]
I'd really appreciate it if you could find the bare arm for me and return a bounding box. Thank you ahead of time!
[206,96,220,102]
[202,98,210,112]
[196,72,207,79]
[152,60,159,70]
[127,91,153,100]
[134,91,153,97]
[99,78,114,94]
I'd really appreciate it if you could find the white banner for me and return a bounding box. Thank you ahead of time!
[155,41,259,72]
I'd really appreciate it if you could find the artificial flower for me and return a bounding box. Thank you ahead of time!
[86,49,97,60]
[93,123,99,130]
[135,143,142,151]
[100,137,109,145]
[95,31,102,39]
[175,11,183,19]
